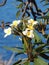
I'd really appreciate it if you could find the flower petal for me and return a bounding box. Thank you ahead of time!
[27,30,34,38]
[28,19,38,26]
[28,19,34,24]
[22,30,27,35]
[22,28,34,38]
[4,34,9,38]
[33,21,38,26]
[4,27,11,38]
[10,20,21,27]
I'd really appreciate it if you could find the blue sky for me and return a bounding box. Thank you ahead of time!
[0,0,49,22]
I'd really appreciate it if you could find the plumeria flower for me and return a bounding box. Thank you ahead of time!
[27,19,38,30]
[22,19,38,38]
[22,28,34,38]
[10,20,21,27]
[28,19,38,26]
[27,24,34,30]
[4,27,12,38]
[4,20,21,38]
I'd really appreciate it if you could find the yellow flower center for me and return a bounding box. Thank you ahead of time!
[12,21,18,27]
[27,31,30,37]
[6,28,11,34]
[27,24,34,30]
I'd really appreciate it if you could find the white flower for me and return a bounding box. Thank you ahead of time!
[26,19,38,30]
[10,20,21,27]
[4,27,11,38]
[28,19,38,26]
[22,28,34,38]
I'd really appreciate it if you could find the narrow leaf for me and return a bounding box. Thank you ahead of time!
[35,44,47,52]
[16,3,23,8]
[16,10,21,18]
[24,61,30,65]
[33,30,41,43]
[41,48,49,53]
[3,46,23,53]
[34,57,48,65]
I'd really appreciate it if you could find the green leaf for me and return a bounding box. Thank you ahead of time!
[34,57,48,65]
[16,3,23,8]
[47,12,49,16]
[37,16,49,19]
[23,43,27,52]
[22,37,27,52]
[16,10,21,18]
[35,44,47,52]
[45,0,49,3]
[3,46,23,53]
[24,61,30,65]
[41,48,49,53]
[33,30,41,43]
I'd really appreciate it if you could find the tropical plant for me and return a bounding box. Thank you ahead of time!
[3,0,49,65]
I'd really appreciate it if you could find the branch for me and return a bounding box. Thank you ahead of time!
[0,0,7,6]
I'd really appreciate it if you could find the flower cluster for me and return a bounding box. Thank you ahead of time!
[4,19,38,38]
